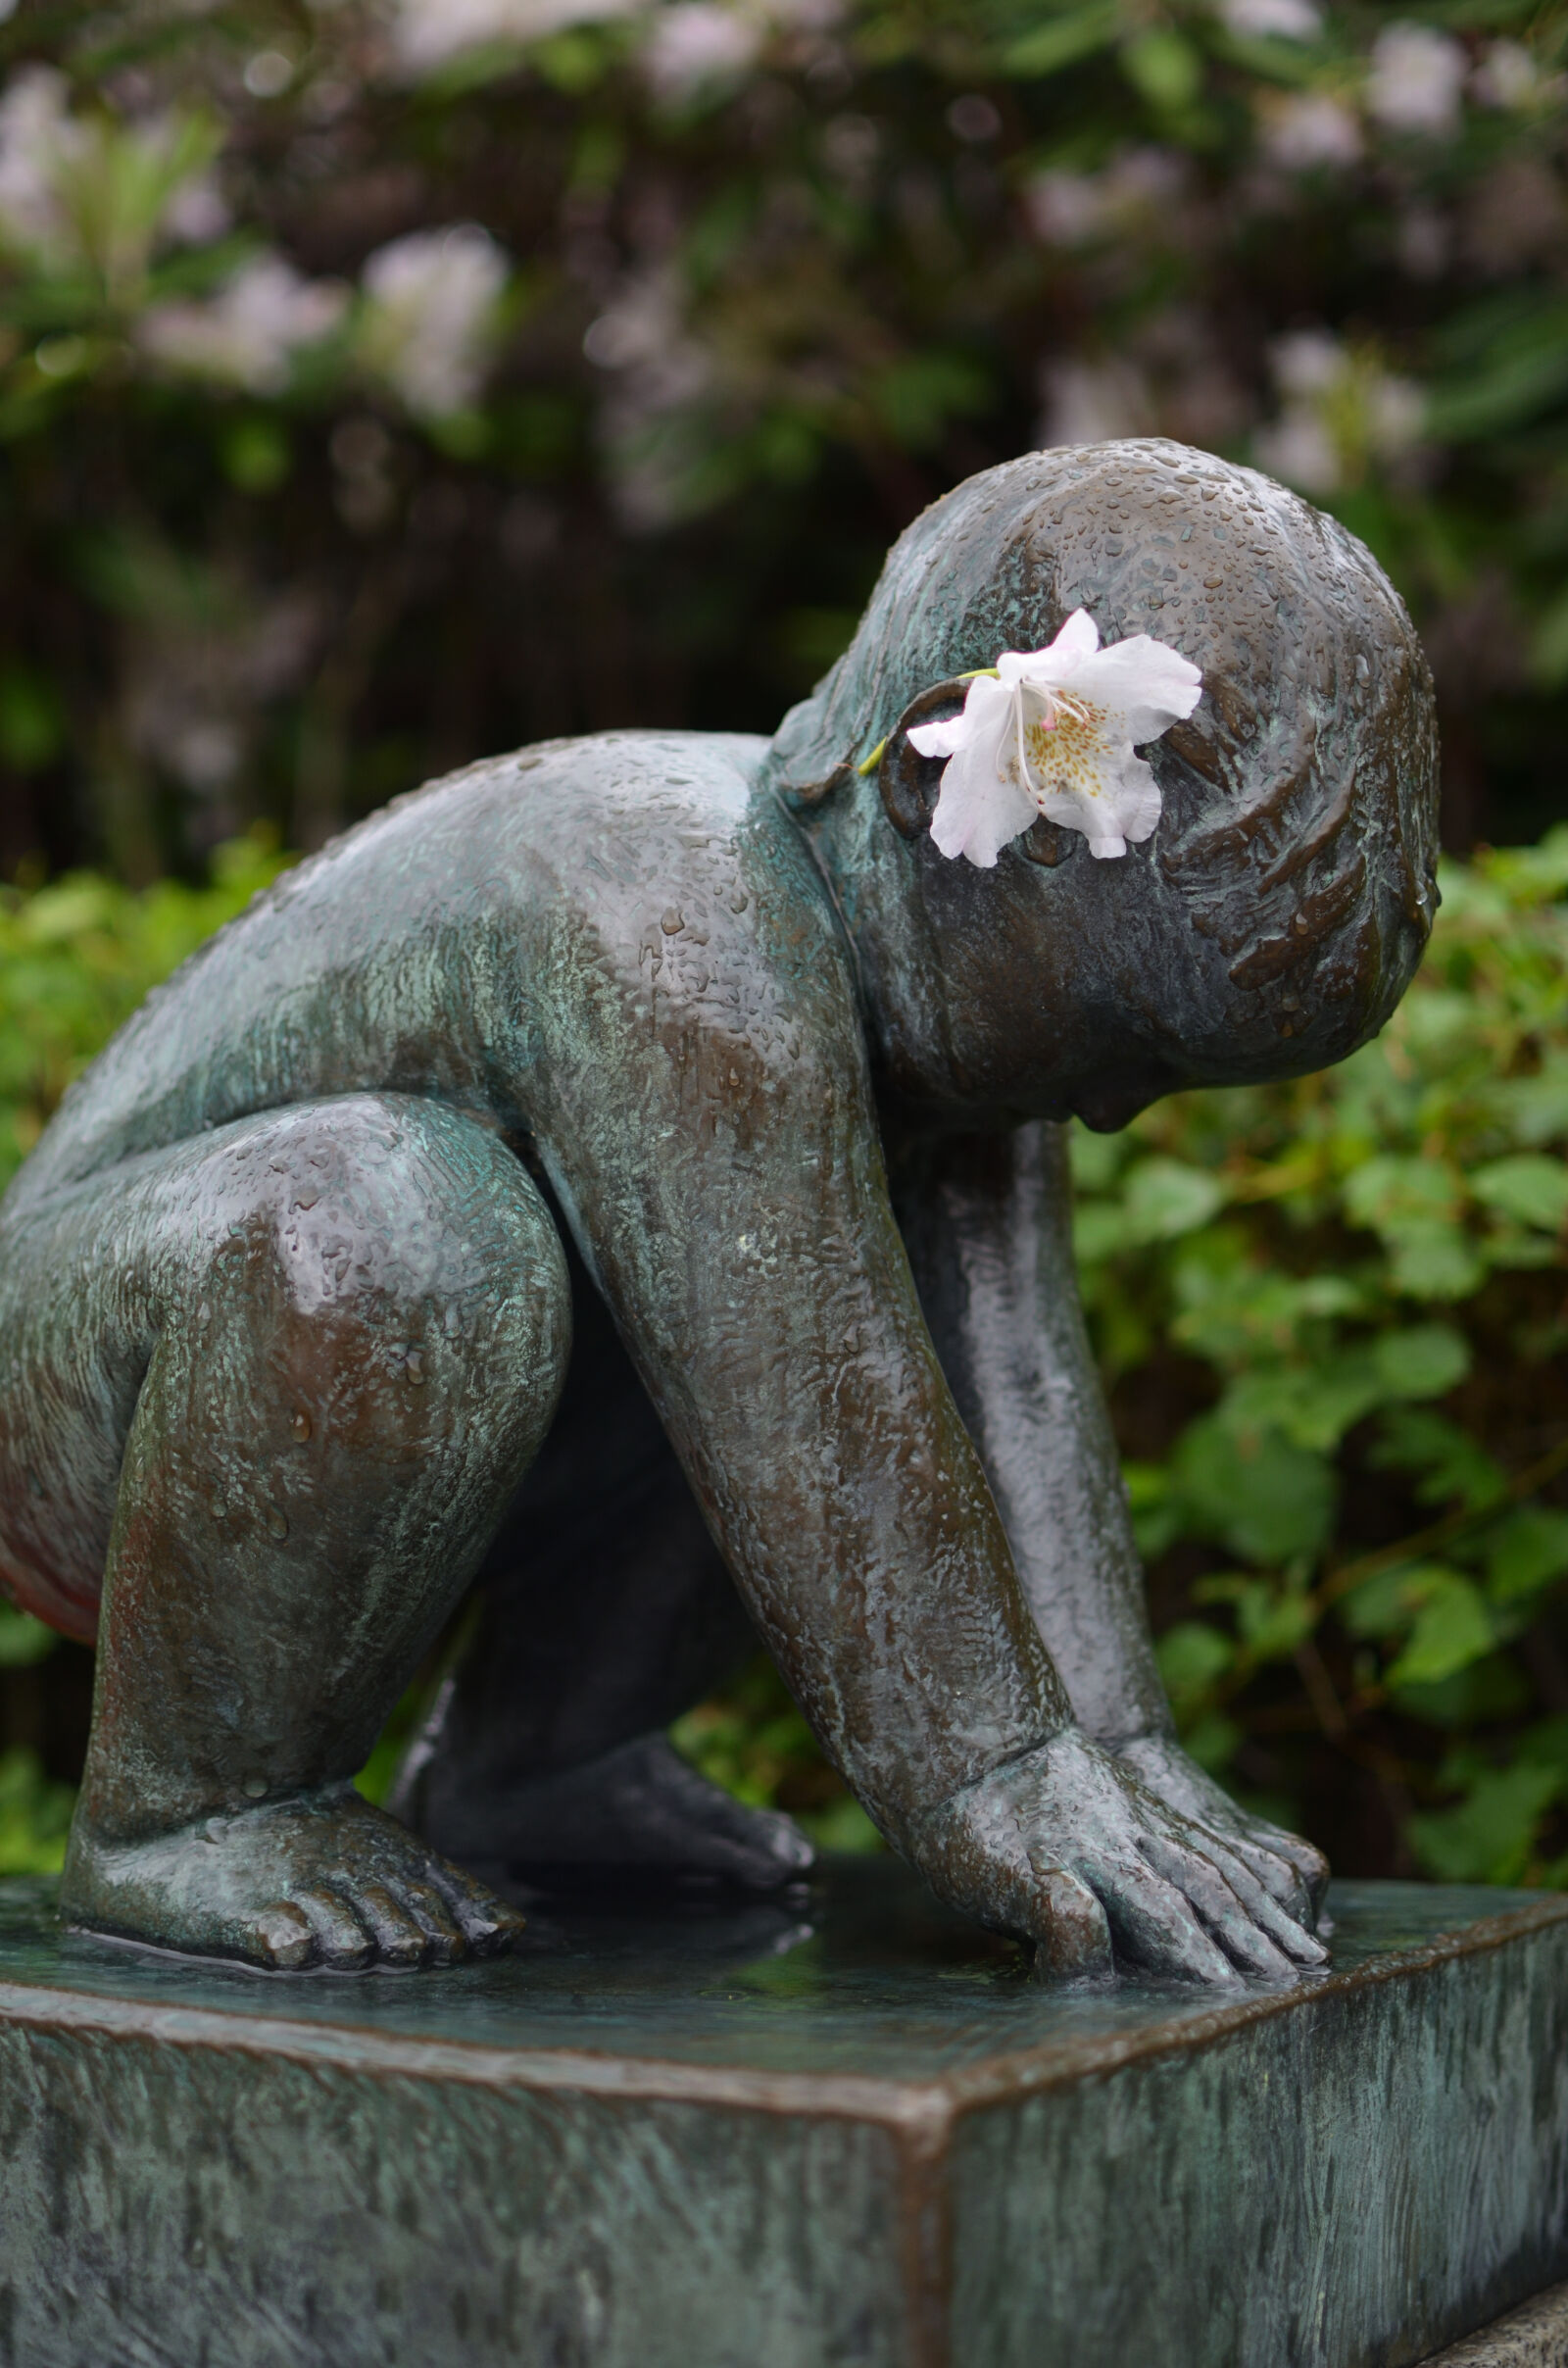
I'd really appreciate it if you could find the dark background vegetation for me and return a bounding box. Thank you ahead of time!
[0,0,1564,1885]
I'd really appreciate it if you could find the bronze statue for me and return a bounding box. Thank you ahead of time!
[0,441,1438,1980]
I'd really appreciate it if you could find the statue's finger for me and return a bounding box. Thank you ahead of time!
[1271,1831,1331,1919]
[1160,1825,1327,1965]
[1217,1829,1315,1923]
[1138,1832,1313,1979]
[1024,1858,1113,1982]
[1078,1851,1240,1988]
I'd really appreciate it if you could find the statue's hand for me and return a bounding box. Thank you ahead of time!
[909,1729,1326,1985]
[1115,1731,1331,1932]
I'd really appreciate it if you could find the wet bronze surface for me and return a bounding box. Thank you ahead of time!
[0,441,1438,1984]
[0,1865,1563,2367]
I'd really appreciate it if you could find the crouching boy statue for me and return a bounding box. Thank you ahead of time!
[0,440,1438,1982]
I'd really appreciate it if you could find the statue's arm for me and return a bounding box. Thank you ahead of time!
[542,1022,1068,1847]
[887,1120,1170,1750]
[889,1118,1329,1915]
[535,951,1321,1974]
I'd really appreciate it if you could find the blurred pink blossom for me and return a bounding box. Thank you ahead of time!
[1366,24,1466,135]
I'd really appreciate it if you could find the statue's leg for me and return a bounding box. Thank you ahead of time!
[394,1226,814,1893]
[0,1093,568,1969]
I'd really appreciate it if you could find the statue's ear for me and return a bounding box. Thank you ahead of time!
[876,679,1080,867]
[876,680,967,839]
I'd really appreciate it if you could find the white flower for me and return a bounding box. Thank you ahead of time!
[1258,91,1363,171]
[1221,0,1321,40]
[0,71,228,280]
[139,257,346,393]
[1472,39,1564,112]
[1255,330,1425,495]
[359,225,509,418]
[1037,357,1153,449]
[1366,23,1466,135]
[1024,147,1186,247]
[390,0,639,74]
[643,4,762,98]
[905,611,1202,867]
[1253,407,1341,494]
[0,68,79,260]
[1271,327,1345,398]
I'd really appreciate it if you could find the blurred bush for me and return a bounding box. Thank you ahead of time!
[0,0,1560,884]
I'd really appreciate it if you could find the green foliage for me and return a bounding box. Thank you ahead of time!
[1072,832,1568,1885]
[0,1751,73,1876]
[672,1657,882,1852]
[0,830,289,1189]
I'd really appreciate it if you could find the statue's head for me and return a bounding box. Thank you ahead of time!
[765,440,1440,1130]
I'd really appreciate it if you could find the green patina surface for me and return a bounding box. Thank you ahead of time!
[0,1862,1562,2368]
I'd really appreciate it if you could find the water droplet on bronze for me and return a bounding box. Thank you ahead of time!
[406,1350,424,1385]
[291,1409,312,1443]
[242,1776,268,1800]
[662,908,684,935]
[266,1505,289,1541]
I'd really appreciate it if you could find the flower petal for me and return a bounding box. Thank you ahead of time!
[1047,607,1102,665]
[1037,748,1162,859]
[1066,634,1202,740]
[997,610,1100,686]
[906,715,968,760]
[929,702,1038,866]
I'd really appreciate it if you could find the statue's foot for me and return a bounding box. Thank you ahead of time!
[404,1732,817,1895]
[61,1785,528,1971]
[1116,1734,1330,1930]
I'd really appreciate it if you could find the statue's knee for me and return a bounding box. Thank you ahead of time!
[172,1098,569,1450]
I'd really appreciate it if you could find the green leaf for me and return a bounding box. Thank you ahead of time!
[1071,1201,1130,1263]
[1218,1360,1381,1455]
[1002,2,1119,77]
[1486,1509,1568,1606]
[1172,1417,1337,1564]
[1341,1563,1427,1642]
[1124,1461,1181,1560]
[1343,1154,1460,1230]
[0,1607,58,1667]
[1197,1572,1315,1661]
[1119,28,1202,109]
[0,1749,74,1876]
[1407,1763,1562,1886]
[0,665,65,772]
[1372,1324,1471,1402]
[1369,1410,1507,1512]
[1488,1060,1568,1151]
[1120,1157,1226,1244]
[1471,1156,1568,1235]
[1181,1711,1244,1773]
[1388,1222,1486,1303]
[1387,1572,1494,1689]
[1155,1619,1233,1710]
[1391,1654,1531,1729]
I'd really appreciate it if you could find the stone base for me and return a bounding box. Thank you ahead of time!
[0,1866,1564,2367]
[1423,2283,1568,2366]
